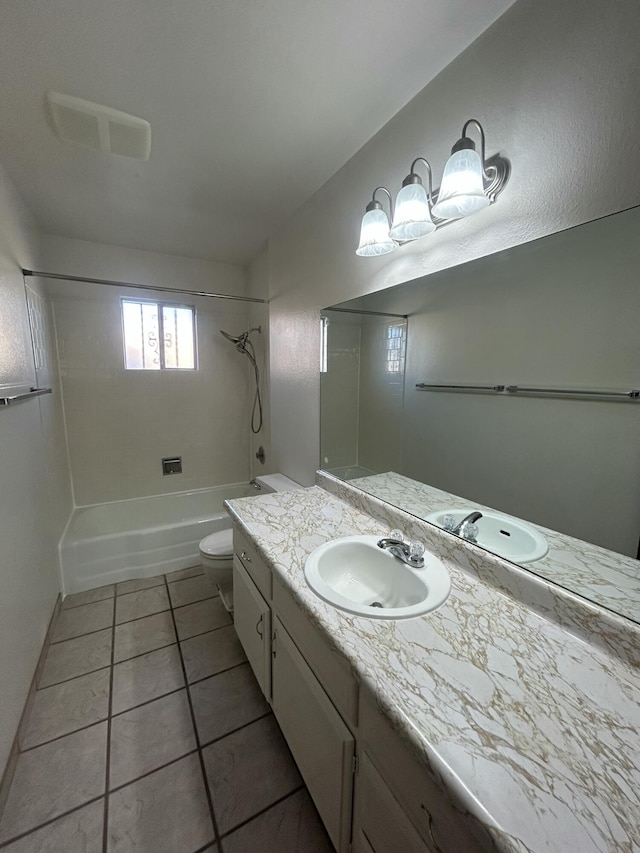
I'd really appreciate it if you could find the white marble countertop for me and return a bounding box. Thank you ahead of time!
[225,484,640,853]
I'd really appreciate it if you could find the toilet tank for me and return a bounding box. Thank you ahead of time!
[254,473,302,494]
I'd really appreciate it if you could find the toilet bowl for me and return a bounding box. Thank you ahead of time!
[199,473,302,612]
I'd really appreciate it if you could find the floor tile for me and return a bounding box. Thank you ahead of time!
[116,575,165,596]
[112,645,184,715]
[190,663,269,746]
[0,799,104,853]
[168,574,217,608]
[39,629,112,688]
[223,789,332,853]
[22,668,111,750]
[107,753,213,853]
[114,610,176,663]
[0,722,107,844]
[51,598,114,643]
[115,585,170,625]
[174,597,231,641]
[110,690,196,789]
[165,565,203,582]
[202,715,301,834]
[181,627,246,684]
[62,585,115,610]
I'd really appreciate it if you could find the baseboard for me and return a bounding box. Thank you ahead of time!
[0,593,61,818]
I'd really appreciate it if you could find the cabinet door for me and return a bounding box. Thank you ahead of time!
[272,617,354,853]
[232,558,271,699]
[353,752,433,853]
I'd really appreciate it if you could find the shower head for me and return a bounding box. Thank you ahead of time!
[220,329,244,346]
[220,326,261,352]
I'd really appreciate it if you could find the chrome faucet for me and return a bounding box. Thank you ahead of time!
[451,511,482,535]
[377,535,425,568]
[445,511,483,543]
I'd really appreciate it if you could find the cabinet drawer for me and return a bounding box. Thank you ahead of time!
[272,617,354,853]
[232,559,271,699]
[360,689,493,852]
[353,752,430,853]
[273,573,358,729]
[233,527,271,600]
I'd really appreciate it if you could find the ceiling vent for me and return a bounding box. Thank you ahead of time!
[47,91,151,160]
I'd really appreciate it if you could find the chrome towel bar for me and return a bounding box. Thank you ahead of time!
[0,387,52,407]
[416,383,640,400]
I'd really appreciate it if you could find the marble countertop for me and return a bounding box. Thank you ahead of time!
[225,484,640,853]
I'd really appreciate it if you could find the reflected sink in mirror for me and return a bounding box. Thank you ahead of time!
[426,509,549,563]
[304,534,450,619]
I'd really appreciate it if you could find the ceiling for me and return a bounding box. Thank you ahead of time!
[0,0,517,265]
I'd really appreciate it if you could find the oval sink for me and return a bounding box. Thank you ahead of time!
[304,535,450,619]
[426,508,548,563]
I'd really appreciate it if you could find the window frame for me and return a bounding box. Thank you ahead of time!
[120,297,198,371]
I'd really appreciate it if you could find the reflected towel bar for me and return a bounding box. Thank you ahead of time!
[416,383,640,399]
[0,387,52,406]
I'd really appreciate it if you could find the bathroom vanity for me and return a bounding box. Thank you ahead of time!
[225,478,640,852]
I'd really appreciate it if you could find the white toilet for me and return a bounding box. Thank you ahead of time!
[199,473,302,612]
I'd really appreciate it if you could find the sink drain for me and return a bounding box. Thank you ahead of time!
[370,601,384,608]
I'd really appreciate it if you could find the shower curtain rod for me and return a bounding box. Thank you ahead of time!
[22,269,268,304]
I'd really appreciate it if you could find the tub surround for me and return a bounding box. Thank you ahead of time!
[331,470,640,623]
[225,482,640,852]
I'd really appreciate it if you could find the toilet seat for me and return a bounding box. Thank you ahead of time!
[199,528,233,559]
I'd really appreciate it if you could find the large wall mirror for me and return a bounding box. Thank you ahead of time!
[320,204,640,624]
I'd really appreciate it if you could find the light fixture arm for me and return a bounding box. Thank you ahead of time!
[404,157,434,206]
[367,186,394,220]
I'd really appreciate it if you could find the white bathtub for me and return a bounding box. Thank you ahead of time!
[59,482,256,594]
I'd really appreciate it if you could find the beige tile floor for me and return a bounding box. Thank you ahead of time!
[0,566,333,853]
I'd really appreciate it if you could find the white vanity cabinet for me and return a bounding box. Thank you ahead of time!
[232,558,271,698]
[272,617,355,852]
[352,752,434,853]
[232,529,357,852]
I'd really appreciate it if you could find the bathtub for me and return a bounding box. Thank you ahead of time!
[59,482,256,594]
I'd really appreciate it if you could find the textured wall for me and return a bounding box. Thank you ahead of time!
[267,0,640,485]
[0,165,71,778]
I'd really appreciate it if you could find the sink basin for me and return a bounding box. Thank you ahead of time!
[304,535,450,619]
[426,508,548,563]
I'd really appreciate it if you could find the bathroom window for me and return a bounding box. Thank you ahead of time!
[385,322,406,374]
[121,299,196,370]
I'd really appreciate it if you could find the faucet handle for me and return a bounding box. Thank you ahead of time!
[461,522,479,544]
[442,514,456,532]
[409,541,425,560]
[390,528,405,542]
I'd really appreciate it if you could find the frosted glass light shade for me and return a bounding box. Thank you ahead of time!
[389,183,436,241]
[431,147,490,220]
[356,208,397,256]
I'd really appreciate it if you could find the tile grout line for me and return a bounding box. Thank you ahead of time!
[61,592,115,611]
[0,795,105,850]
[219,784,306,841]
[101,593,117,853]
[48,591,220,648]
[164,575,223,853]
[37,622,243,699]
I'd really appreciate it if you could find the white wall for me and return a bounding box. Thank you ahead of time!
[267,0,640,485]
[43,236,251,505]
[0,165,71,778]
[246,250,272,478]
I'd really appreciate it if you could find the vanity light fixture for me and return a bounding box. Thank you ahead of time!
[355,187,397,257]
[389,158,436,242]
[356,119,509,256]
